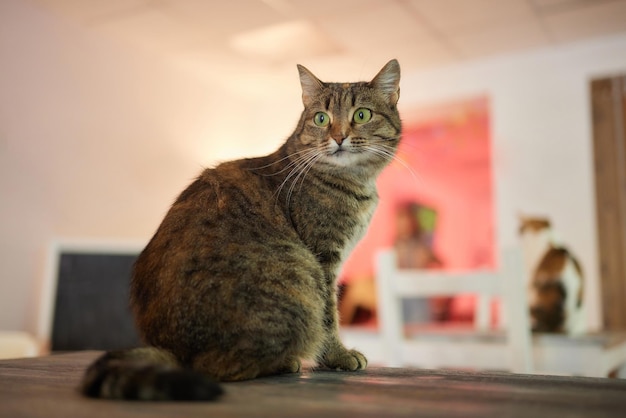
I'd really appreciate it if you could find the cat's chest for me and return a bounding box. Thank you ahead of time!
[338,199,376,264]
[286,173,378,272]
[296,189,377,271]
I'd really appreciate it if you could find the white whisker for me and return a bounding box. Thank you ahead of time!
[273,148,324,208]
[250,148,317,176]
[364,143,422,185]
[285,152,324,207]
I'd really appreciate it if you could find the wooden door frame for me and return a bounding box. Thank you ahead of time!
[590,75,626,330]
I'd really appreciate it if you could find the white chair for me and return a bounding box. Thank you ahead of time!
[374,248,533,373]
[341,247,626,377]
[531,331,626,377]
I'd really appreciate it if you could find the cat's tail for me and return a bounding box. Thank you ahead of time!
[81,347,223,401]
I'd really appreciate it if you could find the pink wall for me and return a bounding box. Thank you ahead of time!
[341,97,494,282]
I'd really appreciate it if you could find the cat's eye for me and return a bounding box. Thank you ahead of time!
[313,112,330,127]
[353,108,372,124]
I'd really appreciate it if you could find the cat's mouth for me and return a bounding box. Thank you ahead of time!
[325,139,368,166]
[328,142,356,156]
[329,148,358,161]
[325,146,366,167]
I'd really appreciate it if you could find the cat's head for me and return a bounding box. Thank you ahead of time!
[518,215,551,236]
[518,215,553,256]
[291,60,401,175]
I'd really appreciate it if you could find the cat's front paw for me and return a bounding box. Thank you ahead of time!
[322,348,367,371]
[280,358,302,374]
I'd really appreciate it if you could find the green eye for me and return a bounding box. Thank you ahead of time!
[314,112,330,127]
[353,108,372,124]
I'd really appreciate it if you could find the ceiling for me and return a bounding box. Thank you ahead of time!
[31,0,626,95]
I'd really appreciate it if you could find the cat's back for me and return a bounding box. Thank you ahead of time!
[131,156,298,298]
[157,157,289,236]
[131,157,322,352]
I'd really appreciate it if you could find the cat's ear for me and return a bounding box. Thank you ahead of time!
[370,59,401,105]
[297,64,324,107]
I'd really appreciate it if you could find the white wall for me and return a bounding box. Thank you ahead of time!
[399,34,626,330]
[2,0,626,335]
[0,0,286,334]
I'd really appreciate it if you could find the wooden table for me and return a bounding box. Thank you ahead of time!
[1,351,625,417]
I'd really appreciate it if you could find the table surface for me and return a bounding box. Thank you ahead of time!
[1,351,626,418]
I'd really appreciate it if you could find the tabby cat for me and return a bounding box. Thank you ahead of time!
[519,216,586,334]
[81,60,402,401]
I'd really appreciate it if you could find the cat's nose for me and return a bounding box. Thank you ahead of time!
[331,131,347,145]
[330,124,347,145]
[332,136,346,145]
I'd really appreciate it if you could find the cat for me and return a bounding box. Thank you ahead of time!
[81,60,402,401]
[518,216,586,335]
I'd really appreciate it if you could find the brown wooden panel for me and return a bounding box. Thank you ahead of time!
[591,76,626,330]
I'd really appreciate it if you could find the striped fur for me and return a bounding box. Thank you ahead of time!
[82,60,402,400]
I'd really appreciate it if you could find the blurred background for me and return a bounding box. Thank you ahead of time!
[2,0,626,350]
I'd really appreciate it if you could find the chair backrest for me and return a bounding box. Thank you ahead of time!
[375,248,533,373]
[38,239,145,352]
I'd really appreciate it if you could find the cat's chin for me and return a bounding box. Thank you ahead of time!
[324,150,366,167]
